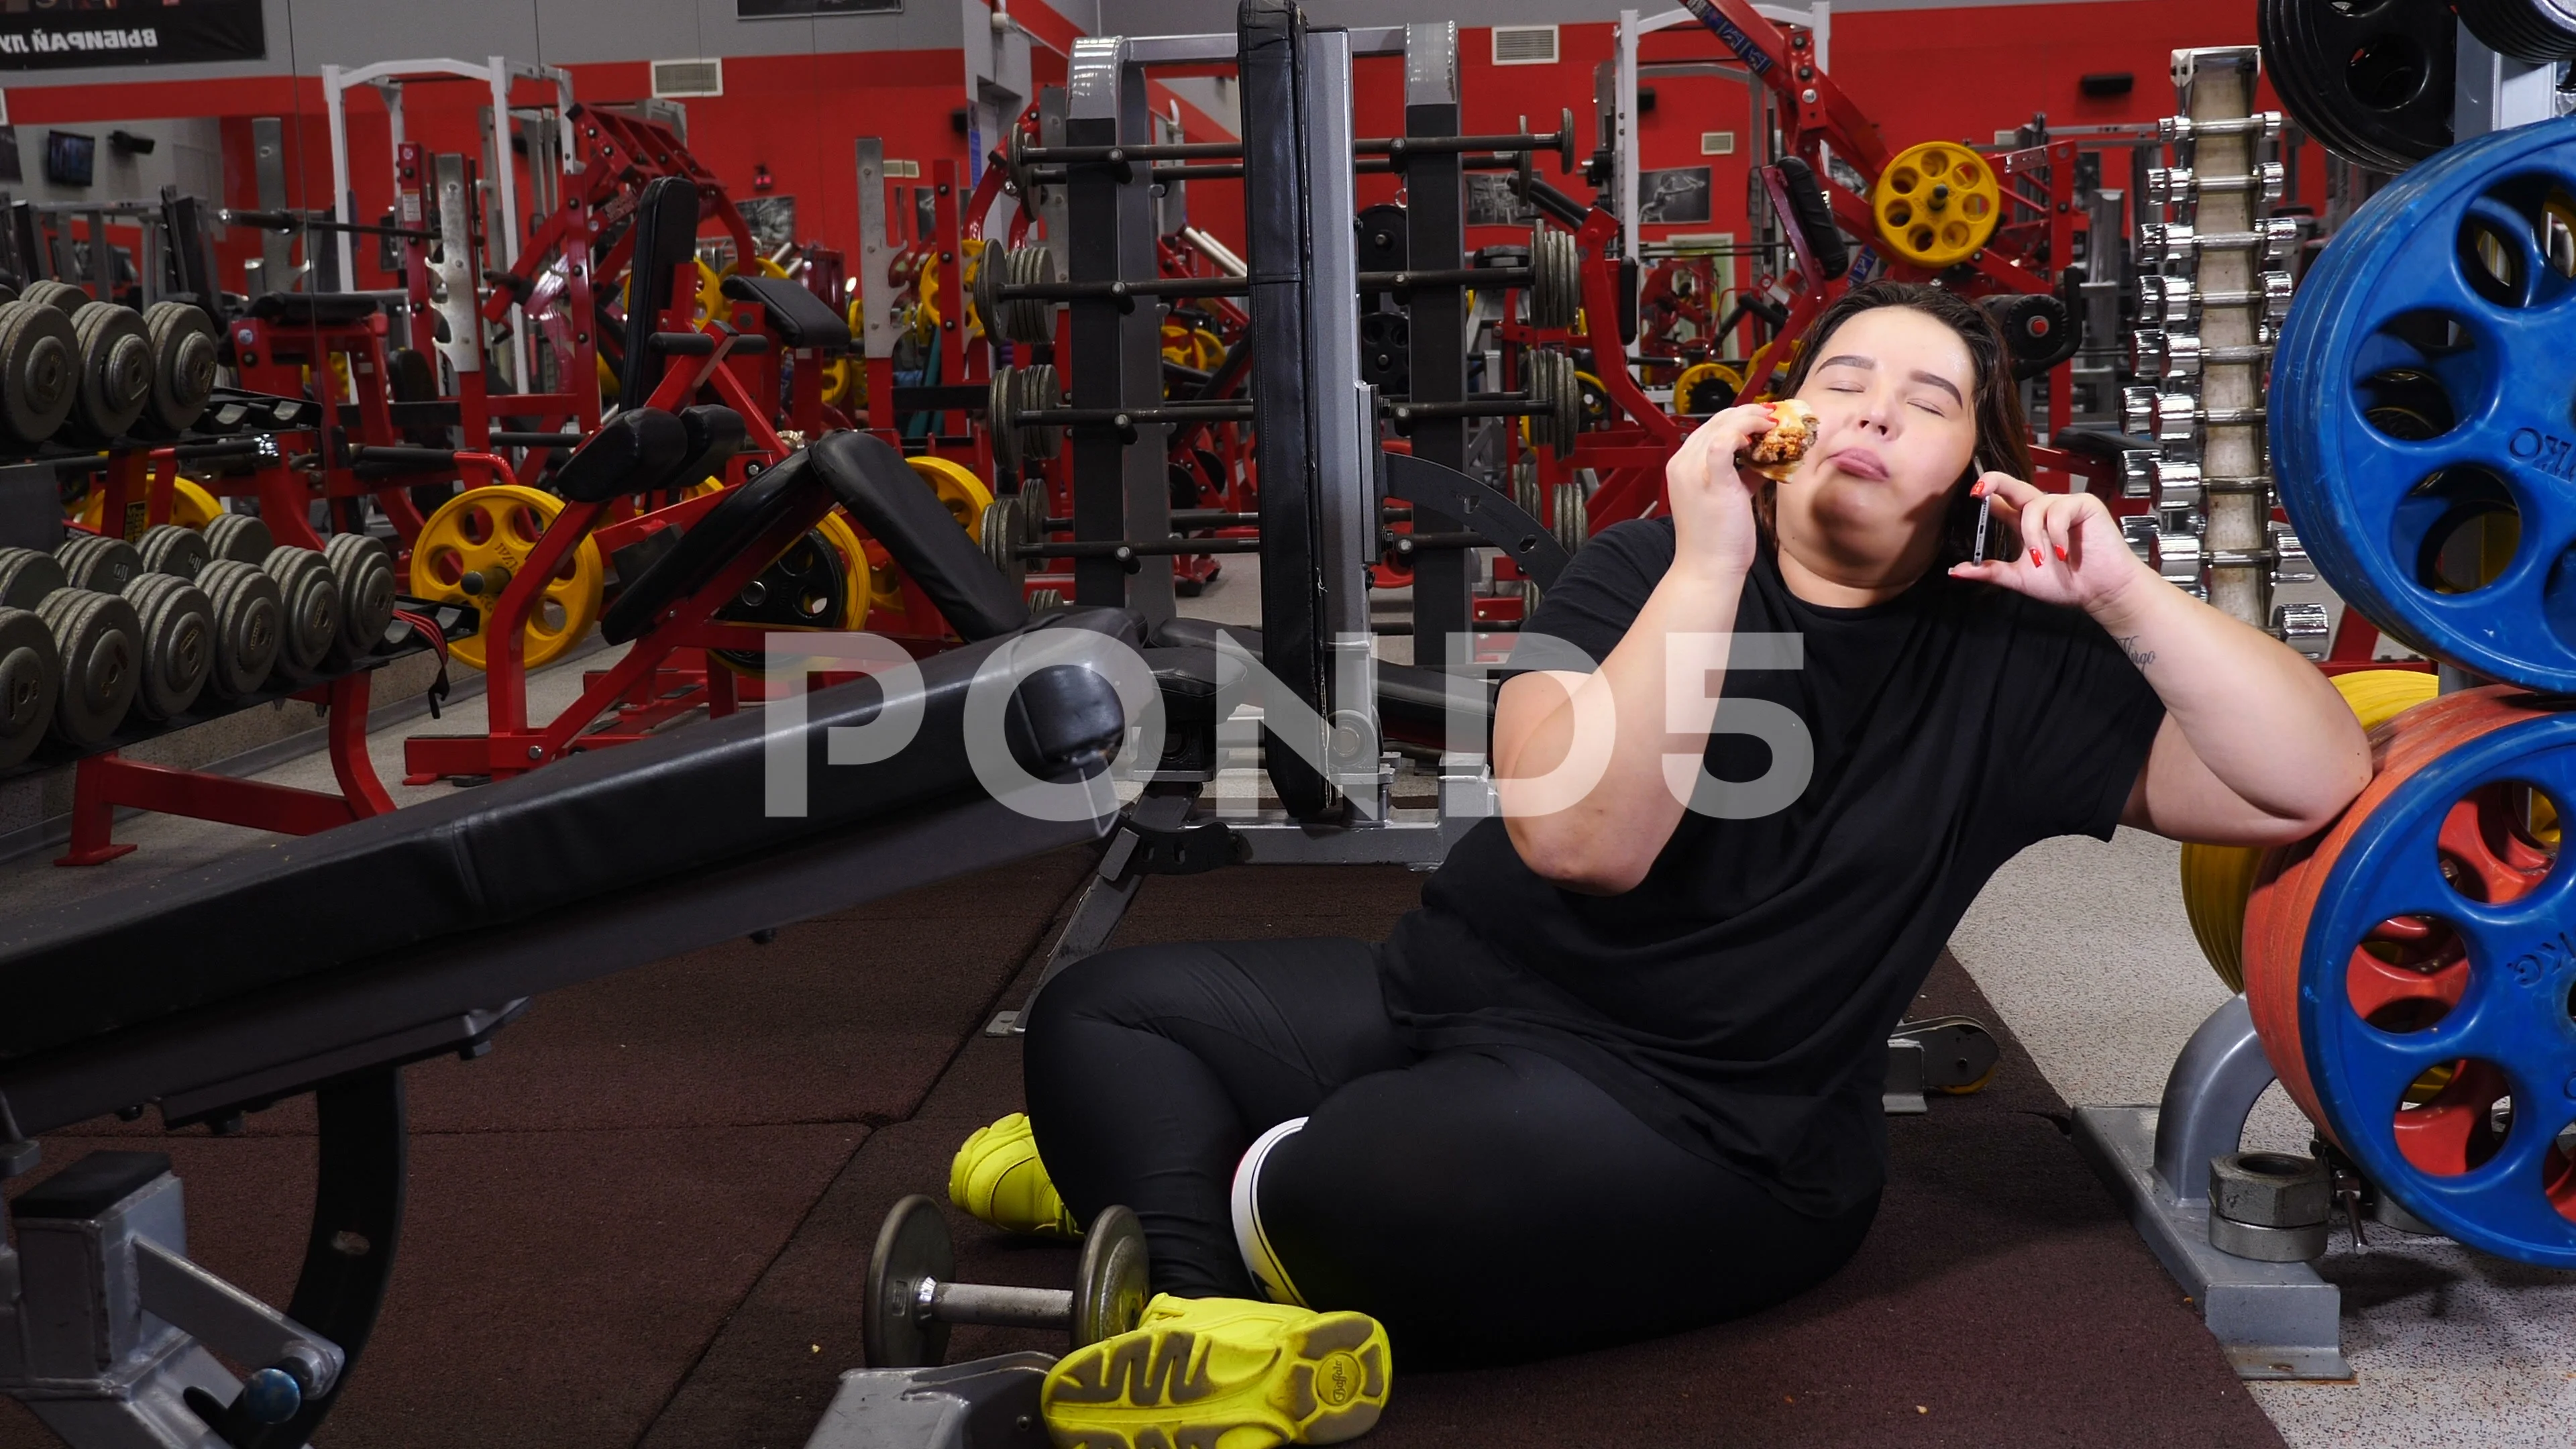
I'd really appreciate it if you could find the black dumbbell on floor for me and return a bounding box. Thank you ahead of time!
[864,1194,1150,1370]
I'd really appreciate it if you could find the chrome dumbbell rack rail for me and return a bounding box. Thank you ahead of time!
[2126,49,2322,657]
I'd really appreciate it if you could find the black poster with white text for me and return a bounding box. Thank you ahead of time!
[0,0,265,71]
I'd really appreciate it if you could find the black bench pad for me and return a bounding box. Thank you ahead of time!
[0,608,1144,1065]
[599,447,818,643]
[248,292,381,327]
[812,430,1028,642]
[720,274,853,352]
[551,407,694,504]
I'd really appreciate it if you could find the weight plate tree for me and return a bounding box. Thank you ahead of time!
[2273,117,2576,690]
[2244,690,2576,1263]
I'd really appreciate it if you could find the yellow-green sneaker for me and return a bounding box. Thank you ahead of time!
[948,1112,1082,1240]
[1040,1293,1391,1449]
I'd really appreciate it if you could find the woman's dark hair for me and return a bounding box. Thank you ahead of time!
[1754,280,2029,568]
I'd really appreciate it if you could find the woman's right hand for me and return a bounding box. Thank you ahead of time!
[1664,401,1777,582]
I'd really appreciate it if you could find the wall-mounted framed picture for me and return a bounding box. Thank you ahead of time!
[1637,166,1713,225]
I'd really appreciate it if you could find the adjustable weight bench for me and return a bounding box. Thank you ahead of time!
[0,577,1143,1446]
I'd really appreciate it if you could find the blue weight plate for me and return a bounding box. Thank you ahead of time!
[2298,709,2576,1263]
[2274,116,2576,693]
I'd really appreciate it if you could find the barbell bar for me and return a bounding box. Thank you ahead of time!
[973,237,1579,342]
[1007,109,1576,176]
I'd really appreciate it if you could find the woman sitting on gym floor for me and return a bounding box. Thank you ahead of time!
[960,280,2373,1448]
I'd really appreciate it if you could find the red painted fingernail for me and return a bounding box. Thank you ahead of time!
[2029,548,2043,566]
[2053,545,2068,561]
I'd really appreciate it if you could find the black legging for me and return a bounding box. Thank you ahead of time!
[1022,936,1878,1368]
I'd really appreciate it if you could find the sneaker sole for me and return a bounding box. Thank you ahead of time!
[1042,1312,1388,1449]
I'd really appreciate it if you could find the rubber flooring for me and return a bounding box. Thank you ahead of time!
[7,845,2286,1447]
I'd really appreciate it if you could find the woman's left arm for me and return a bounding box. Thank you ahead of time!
[1953,474,2372,847]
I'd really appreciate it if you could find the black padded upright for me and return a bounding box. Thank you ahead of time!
[621,177,703,406]
[671,405,749,488]
[1772,157,1850,281]
[1236,0,1332,820]
[718,274,853,351]
[551,408,693,503]
[810,430,1029,642]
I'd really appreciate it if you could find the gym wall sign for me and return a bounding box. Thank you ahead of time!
[0,0,264,71]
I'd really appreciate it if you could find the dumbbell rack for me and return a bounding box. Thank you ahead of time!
[47,657,409,867]
[2123,49,2328,657]
[7,484,441,867]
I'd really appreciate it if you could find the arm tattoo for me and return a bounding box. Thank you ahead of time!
[2116,633,2157,670]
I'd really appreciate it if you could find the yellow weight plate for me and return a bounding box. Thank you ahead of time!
[907,455,994,536]
[694,258,724,326]
[817,513,875,624]
[75,476,221,533]
[1159,321,1224,372]
[2180,668,2441,993]
[409,484,603,672]
[1872,142,2002,270]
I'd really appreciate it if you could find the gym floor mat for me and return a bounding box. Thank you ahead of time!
[3,854,2285,1447]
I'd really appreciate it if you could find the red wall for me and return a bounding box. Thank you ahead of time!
[8,50,984,295]
[0,0,2307,295]
[1165,3,2286,269]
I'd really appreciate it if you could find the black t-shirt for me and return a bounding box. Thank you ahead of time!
[1377,519,2167,1218]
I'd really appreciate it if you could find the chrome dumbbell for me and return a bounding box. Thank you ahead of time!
[2144,457,2204,512]
[2145,162,2287,210]
[2272,601,2330,660]
[2271,527,2318,584]
[2122,386,2263,443]
[2117,448,2160,500]
[2140,271,2295,327]
[2155,111,2285,148]
[2136,217,2302,266]
[2121,513,2160,565]
[2151,527,2206,592]
[2129,327,2277,381]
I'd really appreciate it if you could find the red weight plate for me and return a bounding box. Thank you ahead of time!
[2243,686,2546,1146]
